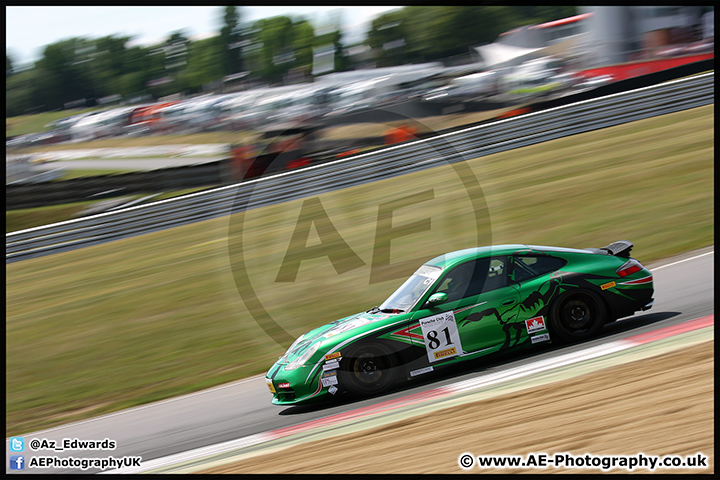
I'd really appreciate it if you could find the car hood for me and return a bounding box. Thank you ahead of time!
[278,309,399,364]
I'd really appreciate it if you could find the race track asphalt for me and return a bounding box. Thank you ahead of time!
[5,247,713,474]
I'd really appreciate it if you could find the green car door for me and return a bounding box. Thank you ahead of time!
[410,256,521,361]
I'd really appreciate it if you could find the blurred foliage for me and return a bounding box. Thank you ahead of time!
[6,6,577,118]
[368,6,577,66]
[221,6,244,76]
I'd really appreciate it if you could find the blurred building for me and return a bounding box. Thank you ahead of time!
[474,6,713,81]
[578,6,713,67]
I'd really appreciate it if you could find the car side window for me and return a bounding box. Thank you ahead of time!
[511,255,567,282]
[485,257,507,292]
[434,257,508,301]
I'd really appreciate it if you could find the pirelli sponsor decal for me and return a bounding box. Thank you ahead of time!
[434,346,457,359]
[324,352,341,361]
[601,281,616,290]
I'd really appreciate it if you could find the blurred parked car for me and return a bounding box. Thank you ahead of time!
[69,107,134,142]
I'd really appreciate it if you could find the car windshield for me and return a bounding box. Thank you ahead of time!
[378,264,442,312]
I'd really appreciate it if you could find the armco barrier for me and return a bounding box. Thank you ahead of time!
[6,72,714,263]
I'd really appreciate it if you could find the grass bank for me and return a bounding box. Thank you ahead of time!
[6,104,713,435]
[6,108,100,137]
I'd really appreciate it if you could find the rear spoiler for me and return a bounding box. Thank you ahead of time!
[584,240,634,258]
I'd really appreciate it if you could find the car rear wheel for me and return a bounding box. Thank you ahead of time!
[549,290,607,342]
[341,343,398,397]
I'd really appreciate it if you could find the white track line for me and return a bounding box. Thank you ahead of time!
[651,250,713,270]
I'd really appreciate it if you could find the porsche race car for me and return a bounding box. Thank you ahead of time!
[265,241,653,405]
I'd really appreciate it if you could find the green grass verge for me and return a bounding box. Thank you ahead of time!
[5,201,98,233]
[57,169,139,180]
[507,82,561,95]
[6,108,101,137]
[6,104,714,436]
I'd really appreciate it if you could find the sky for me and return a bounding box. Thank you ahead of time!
[5,6,402,67]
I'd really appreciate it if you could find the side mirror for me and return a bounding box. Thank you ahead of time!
[427,292,448,306]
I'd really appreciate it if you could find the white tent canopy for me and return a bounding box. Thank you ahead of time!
[475,35,584,70]
[475,43,543,70]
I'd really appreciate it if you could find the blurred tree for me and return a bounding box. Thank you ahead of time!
[165,31,190,70]
[514,6,577,25]
[6,69,39,116]
[331,26,349,72]
[117,71,146,99]
[367,9,410,66]
[184,36,225,94]
[293,19,315,70]
[6,54,13,78]
[148,30,190,97]
[117,45,152,98]
[254,15,296,83]
[221,6,244,76]
[35,38,96,110]
[86,35,132,100]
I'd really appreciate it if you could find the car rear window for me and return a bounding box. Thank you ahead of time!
[512,255,566,282]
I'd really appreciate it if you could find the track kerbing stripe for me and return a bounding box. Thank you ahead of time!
[625,315,713,345]
[108,314,713,474]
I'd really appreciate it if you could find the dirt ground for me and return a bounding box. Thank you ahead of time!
[201,341,713,474]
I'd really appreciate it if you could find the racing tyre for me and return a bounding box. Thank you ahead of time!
[341,343,398,397]
[549,290,607,343]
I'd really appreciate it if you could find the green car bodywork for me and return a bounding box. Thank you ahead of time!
[265,242,654,405]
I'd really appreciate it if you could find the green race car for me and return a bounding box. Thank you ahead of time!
[265,241,653,405]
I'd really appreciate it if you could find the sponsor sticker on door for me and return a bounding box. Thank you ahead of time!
[525,316,546,334]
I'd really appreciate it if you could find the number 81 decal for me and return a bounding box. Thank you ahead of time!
[418,311,464,363]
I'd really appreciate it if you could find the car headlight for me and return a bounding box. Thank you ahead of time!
[284,341,321,371]
[286,334,306,352]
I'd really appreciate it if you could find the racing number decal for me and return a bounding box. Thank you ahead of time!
[419,311,463,363]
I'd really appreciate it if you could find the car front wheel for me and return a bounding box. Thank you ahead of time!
[341,343,398,397]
